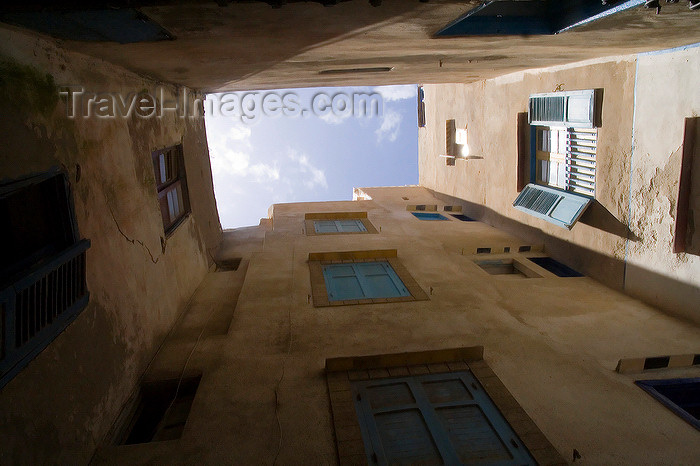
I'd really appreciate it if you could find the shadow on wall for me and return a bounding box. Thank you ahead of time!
[428,189,700,326]
[580,200,639,241]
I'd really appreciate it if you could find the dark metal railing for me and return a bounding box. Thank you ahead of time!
[1,239,90,388]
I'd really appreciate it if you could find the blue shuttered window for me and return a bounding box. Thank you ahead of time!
[314,219,367,233]
[352,372,536,466]
[322,261,410,301]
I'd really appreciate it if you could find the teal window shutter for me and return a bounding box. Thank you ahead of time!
[352,372,536,466]
[322,261,410,301]
[314,219,367,233]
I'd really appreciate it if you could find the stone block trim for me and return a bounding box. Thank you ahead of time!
[406,204,438,211]
[308,251,429,307]
[325,348,566,466]
[304,213,378,236]
[616,353,700,373]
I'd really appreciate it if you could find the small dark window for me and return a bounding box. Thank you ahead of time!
[417,86,426,128]
[153,144,190,235]
[527,257,582,277]
[0,170,90,389]
[644,356,671,371]
[450,214,475,222]
[476,248,491,254]
[636,378,700,431]
[216,258,241,272]
[120,375,202,444]
[518,246,531,252]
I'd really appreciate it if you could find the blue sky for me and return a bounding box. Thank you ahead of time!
[205,85,418,228]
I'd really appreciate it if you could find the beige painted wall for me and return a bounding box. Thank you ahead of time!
[419,47,700,323]
[625,45,700,322]
[94,186,700,464]
[0,26,221,463]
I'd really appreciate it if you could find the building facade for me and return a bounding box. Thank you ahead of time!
[0,1,699,464]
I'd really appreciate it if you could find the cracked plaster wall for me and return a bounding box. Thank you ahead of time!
[0,25,221,464]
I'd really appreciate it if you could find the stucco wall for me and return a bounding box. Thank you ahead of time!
[419,47,700,323]
[0,26,221,463]
[93,186,700,464]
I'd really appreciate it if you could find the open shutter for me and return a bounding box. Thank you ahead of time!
[513,183,591,229]
[529,89,599,128]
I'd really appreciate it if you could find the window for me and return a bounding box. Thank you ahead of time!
[0,170,90,389]
[636,378,700,431]
[417,86,426,128]
[323,261,410,301]
[326,348,565,466]
[476,259,541,278]
[308,250,428,307]
[534,126,597,197]
[305,212,377,235]
[527,256,583,277]
[412,212,448,221]
[314,219,367,234]
[352,372,535,465]
[435,1,643,36]
[152,144,190,234]
[118,375,202,444]
[451,214,475,222]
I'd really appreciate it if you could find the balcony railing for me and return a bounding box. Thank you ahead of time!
[1,239,90,388]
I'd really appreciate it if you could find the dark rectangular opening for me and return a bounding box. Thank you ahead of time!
[216,257,241,272]
[0,173,75,285]
[693,355,700,366]
[644,356,671,371]
[636,378,700,431]
[527,257,583,277]
[476,248,491,254]
[450,214,475,222]
[518,246,531,252]
[477,259,528,278]
[121,375,201,445]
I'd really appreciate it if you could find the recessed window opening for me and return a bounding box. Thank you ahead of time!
[636,378,700,431]
[476,247,491,254]
[0,170,90,389]
[527,256,582,277]
[435,0,644,36]
[518,246,531,252]
[352,371,536,465]
[412,212,448,221]
[215,257,241,272]
[314,219,366,233]
[120,375,202,444]
[153,144,191,235]
[477,259,527,277]
[451,214,475,221]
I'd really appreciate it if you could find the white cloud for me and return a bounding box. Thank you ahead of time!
[288,150,328,190]
[373,85,416,102]
[319,111,346,125]
[375,109,402,143]
[227,125,252,141]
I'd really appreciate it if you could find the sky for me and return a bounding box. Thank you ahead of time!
[204,85,419,229]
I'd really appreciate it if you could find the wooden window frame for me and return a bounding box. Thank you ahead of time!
[152,144,191,235]
[308,250,428,307]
